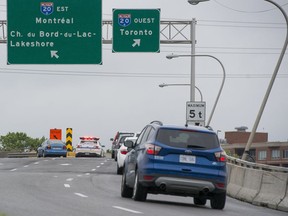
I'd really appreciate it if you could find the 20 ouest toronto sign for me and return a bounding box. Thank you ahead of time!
[7,0,102,64]
[112,9,160,53]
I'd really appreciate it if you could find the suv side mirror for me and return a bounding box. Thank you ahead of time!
[124,140,134,148]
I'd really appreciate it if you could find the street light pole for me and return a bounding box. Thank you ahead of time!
[191,18,197,102]
[166,54,226,126]
[187,0,288,160]
[243,0,288,160]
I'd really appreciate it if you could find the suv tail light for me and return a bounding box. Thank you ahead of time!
[214,151,227,162]
[145,144,161,155]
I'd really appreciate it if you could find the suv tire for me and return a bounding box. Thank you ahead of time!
[210,192,226,210]
[194,197,207,206]
[121,172,133,198]
[117,164,123,175]
[133,172,147,201]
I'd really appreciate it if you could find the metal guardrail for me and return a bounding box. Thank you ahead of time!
[227,155,288,173]
[7,152,37,158]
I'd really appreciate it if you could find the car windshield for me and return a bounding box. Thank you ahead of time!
[156,128,219,150]
[49,140,64,145]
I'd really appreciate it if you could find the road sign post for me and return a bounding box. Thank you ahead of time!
[7,0,102,64]
[112,9,160,53]
[186,101,206,126]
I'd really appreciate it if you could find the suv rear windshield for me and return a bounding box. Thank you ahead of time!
[156,128,219,150]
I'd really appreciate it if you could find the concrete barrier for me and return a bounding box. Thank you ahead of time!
[227,156,288,212]
[278,183,288,212]
[236,168,263,203]
[227,165,245,198]
[252,172,288,209]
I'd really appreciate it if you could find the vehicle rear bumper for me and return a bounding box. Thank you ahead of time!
[75,150,101,157]
[45,151,67,157]
[154,177,215,192]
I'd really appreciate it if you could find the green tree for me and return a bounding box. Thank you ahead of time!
[26,136,46,151]
[0,132,46,152]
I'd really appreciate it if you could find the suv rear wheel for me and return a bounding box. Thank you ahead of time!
[133,172,147,201]
[194,197,207,206]
[121,172,133,198]
[210,192,226,210]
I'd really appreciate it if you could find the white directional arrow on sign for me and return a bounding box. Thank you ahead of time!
[132,39,141,47]
[51,50,59,59]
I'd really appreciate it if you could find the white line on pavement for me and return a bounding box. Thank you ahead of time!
[34,162,39,165]
[23,165,29,168]
[74,193,88,198]
[10,168,17,172]
[91,169,96,172]
[64,184,70,188]
[113,206,143,214]
[60,163,71,166]
[66,178,74,182]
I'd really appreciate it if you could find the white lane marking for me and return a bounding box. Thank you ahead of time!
[64,184,70,188]
[91,169,96,172]
[85,173,90,176]
[54,176,58,178]
[66,178,74,182]
[34,162,39,165]
[23,165,29,168]
[77,175,82,177]
[113,206,143,214]
[100,163,104,165]
[60,163,71,166]
[74,193,88,198]
[96,166,100,168]
[10,168,17,172]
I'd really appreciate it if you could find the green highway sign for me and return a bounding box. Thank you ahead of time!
[112,9,160,53]
[7,0,102,64]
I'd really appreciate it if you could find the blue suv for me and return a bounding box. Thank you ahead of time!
[121,121,227,210]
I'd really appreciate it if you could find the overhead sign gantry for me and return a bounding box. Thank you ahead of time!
[7,0,102,64]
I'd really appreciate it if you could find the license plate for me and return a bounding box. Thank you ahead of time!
[179,155,196,164]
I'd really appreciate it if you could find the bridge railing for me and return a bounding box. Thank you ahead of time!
[227,155,288,173]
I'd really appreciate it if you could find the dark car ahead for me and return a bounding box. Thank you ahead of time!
[121,121,227,210]
[37,139,67,158]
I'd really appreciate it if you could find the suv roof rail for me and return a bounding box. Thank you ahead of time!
[205,125,214,131]
[150,120,163,126]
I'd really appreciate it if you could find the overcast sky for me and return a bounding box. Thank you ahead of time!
[0,0,288,149]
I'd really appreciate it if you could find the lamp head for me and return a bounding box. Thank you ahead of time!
[166,54,179,59]
[188,0,209,5]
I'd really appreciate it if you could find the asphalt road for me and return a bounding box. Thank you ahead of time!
[0,157,286,216]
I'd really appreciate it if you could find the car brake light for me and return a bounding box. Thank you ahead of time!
[216,182,226,189]
[120,149,128,155]
[145,144,161,155]
[214,151,227,162]
[77,145,81,148]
